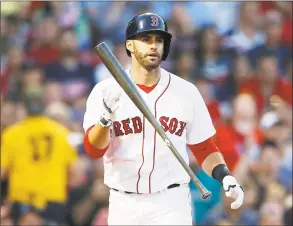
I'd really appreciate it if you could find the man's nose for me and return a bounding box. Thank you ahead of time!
[150,41,157,50]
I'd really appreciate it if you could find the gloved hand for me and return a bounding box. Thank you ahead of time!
[99,89,122,127]
[222,175,244,209]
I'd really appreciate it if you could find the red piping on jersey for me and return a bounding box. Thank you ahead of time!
[136,116,145,194]
[148,73,171,193]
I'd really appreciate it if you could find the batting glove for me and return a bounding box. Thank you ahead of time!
[222,175,244,209]
[99,89,122,127]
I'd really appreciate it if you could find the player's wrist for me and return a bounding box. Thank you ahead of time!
[211,164,232,185]
[99,113,113,128]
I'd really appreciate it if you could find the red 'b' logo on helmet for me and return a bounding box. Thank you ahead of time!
[151,16,159,26]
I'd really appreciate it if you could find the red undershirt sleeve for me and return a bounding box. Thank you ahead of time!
[84,125,110,159]
[188,136,220,166]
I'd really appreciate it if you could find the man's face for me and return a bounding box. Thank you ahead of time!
[265,23,282,44]
[60,31,78,56]
[258,56,277,82]
[128,33,164,71]
[232,94,257,136]
[7,46,24,68]
[241,2,260,26]
[39,18,58,44]
[203,28,218,52]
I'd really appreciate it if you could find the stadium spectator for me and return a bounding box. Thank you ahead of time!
[1,46,25,99]
[259,201,285,225]
[194,76,221,125]
[185,2,240,35]
[260,111,292,191]
[248,10,292,76]
[27,17,60,66]
[228,54,252,99]
[260,111,287,145]
[86,2,136,44]
[45,101,72,129]
[223,2,265,53]
[44,28,95,103]
[240,52,292,115]
[175,51,197,82]
[1,16,10,59]
[250,141,282,187]
[195,25,235,102]
[275,2,293,47]
[0,202,13,226]
[214,94,262,173]
[0,88,80,225]
[94,43,130,83]
[70,178,109,226]
[168,4,197,55]
[43,81,64,104]
[22,62,44,92]
[1,101,18,131]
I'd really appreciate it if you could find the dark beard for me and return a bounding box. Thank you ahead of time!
[133,46,162,71]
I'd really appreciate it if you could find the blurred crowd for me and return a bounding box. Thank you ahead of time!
[1,1,292,226]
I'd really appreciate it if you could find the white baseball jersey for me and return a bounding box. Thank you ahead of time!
[83,68,216,194]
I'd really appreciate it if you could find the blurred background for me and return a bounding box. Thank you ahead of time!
[0,1,292,226]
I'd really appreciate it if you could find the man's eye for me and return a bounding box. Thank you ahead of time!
[157,39,163,43]
[142,38,149,42]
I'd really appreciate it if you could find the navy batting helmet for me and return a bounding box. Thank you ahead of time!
[125,12,172,61]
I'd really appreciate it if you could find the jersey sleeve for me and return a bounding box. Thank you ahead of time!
[83,83,104,132]
[186,85,216,145]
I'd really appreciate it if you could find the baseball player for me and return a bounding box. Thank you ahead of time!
[83,13,244,225]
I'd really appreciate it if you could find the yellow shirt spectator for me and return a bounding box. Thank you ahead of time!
[1,116,78,209]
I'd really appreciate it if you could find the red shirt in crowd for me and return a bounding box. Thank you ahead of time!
[239,77,292,114]
[214,124,263,172]
[27,44,60,66]
[282,18,292,46]
[206,100,221,125]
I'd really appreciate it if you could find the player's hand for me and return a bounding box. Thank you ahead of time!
[222,175,244,209]
[100,89,122,127]
[103,89,122,117]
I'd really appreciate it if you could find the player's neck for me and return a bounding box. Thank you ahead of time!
[130,64,161,86]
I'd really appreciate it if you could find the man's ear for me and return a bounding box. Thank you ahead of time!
[126,40,134,54]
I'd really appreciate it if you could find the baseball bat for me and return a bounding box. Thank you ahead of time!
[94,42,211,200]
